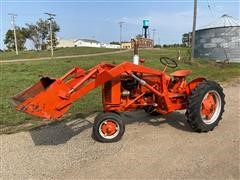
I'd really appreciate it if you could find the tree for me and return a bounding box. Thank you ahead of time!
[25,18,60,50]
[182,33,192,47]
[154,44,161,48]
[110,41,120,45]
[136,34,143,38]
[24,24,41,50]
[4,27,27,51]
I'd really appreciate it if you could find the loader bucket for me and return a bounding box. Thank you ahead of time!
[11,77,71,120]
[11,77,55,106]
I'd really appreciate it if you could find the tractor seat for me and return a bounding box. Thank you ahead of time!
[170,70,192,77]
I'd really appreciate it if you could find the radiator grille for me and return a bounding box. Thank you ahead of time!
[103,81,112,103]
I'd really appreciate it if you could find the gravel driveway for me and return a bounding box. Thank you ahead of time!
[1,83,239,179]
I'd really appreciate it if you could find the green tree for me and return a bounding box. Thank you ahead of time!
[24,24,41,50]
[110,41,120,45]
[182,33,192,47]
[4,27,27,51]
[136,34,143,38]
[25,18,60,50]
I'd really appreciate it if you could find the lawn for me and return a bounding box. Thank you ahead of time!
[0,47,120,60]
[1,47,240,131]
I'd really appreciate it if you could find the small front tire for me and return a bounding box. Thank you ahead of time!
[92,112,125,143]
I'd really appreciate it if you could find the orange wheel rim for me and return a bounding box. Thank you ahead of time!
[200,90,221,124]
[99,119,120,139]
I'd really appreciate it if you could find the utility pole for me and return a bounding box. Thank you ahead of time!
[8,13,18,55]
[151,29,156,46]
[118,21,124,50]
[191,0,197,61]
[44,12,56,57]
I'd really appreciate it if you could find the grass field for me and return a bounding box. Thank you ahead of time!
[1,47,240,131]
[0,47,119,60]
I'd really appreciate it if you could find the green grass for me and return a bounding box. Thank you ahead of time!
[0,47,240,129]
[0,47,120,60]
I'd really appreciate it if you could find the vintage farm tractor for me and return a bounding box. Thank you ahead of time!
[12,43,225,143]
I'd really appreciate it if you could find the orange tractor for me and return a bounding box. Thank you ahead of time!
[12,50,225,142]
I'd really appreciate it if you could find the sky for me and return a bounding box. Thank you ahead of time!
[0,0,239,49]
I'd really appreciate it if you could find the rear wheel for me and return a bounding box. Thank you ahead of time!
[92,112,125,143]
[186,80,225,132]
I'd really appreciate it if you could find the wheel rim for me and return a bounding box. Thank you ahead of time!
[99,119,120,139]
[200,90,221,124]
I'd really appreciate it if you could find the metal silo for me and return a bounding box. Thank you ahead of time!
[194,15,240,62]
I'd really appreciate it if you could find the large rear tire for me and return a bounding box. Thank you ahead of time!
[186,80,225,132]
[92,112,125,143]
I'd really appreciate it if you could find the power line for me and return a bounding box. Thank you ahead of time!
[8,13,18,55]
[207,0,215,17]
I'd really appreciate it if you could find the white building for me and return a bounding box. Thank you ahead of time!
[100,43,120,49]
[57,38,120,49]
[75,39,101,48]
[57,39,75,48]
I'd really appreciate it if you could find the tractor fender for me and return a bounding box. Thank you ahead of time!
[186,77,206,95]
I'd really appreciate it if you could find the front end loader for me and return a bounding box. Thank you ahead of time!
[12,45,225,142]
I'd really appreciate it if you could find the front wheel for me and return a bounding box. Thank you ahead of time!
[186,80,225,132]
[92,112,125,143]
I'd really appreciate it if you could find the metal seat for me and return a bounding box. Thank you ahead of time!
[170,70,192,77]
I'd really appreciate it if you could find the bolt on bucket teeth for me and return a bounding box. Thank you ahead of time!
[11,77,71,120]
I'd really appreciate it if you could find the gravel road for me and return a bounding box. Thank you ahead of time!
[1,83,239,179]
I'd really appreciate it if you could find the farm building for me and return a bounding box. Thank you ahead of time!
[57,39,120,49]
[100,43,120,49]
[194,14,240,62]
[121,42,132,49]
[131,38,153,49]
[75,39,101,48]
[57,39,75,48]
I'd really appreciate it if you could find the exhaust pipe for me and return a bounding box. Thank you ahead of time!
[132,39,139,65]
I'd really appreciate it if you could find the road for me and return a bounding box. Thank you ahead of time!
[0,49,131,63]
[1,83,239,179]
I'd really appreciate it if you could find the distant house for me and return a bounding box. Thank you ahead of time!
[101,43,120,49]
[121,42,132,49]
[75,39,101,48]
[57,38,120,49]
[57,39,75,48]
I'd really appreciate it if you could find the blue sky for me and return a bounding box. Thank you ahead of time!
[0,0,239,49]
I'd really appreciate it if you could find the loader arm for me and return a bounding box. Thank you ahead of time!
[12,62,166,120]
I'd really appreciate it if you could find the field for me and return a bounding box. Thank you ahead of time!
[1,47,119,60]
[1,47,240,132]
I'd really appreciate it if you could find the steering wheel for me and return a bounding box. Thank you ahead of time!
[160,57,178,68]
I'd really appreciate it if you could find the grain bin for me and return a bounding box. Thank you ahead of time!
[194,14,240,62]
